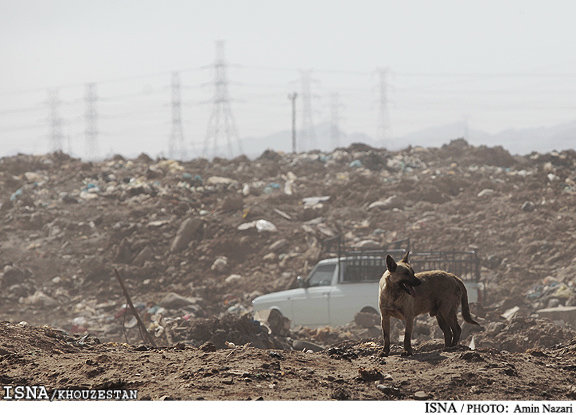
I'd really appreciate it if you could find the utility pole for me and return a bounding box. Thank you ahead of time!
[376,67,392,145]
[84,82,98,160]
[300,70,316,152]
[288,92,298,153]
[169,71,186,160]
[203,40,242,158]
[47,89,63,152]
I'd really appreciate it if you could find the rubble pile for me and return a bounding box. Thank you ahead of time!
[0,139,575,349]
[472,315,576,353]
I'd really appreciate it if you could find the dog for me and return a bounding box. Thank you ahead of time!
[378,251,480,356]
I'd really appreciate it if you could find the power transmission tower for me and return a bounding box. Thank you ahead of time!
[84,82,99,160]
[203,40,242,158]
[47,89,63,152]
[329,92,343,150]
[376,68,392,145]
[169,72,186,160]
[300,70,317,152]
[288,92,298,153]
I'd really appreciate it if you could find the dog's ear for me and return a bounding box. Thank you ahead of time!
[401,250,410,263]
[386,255,397,272]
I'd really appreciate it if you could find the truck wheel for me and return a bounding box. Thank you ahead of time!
[360,306,378,314]
[355,307,380,328]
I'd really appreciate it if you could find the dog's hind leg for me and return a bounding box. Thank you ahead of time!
[381,314,391,356]
[447,312,462,346]
[436,314,453,348]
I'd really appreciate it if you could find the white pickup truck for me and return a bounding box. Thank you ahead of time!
[252,250,484,328]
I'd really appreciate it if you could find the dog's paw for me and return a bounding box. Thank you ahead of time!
[400,350,413,357]
[378,350,389,358]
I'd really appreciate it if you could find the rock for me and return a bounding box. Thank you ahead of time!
[521,201,536,212]
[367,195,403,211]
[330,387,351,400]
[302,196,330,207]
[358,367,383,382]
[133,246,153,267]
[255,219,277,233]
[477,188,495,197]
[292,339,324,352]
[113,238,133,264]
[211,256,228,272]
[414,391,430,400]
[376,384,402,397]
[21,291,57,307]
[199,341,216,352]
[1,265,25,287]
[225,274,242,284]
[206,176,238,186]
[170,218,203,253]
[269,239,288,252]
[158,293,198,309]
[219,194,243,212]
[354,240,381,249]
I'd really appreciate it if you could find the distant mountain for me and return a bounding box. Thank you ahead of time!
[239,120,575,159]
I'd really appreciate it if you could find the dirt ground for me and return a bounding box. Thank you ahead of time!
[1,141,576,401]
[1,321,576,401]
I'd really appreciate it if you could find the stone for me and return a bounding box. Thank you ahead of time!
[269,239,288,252]
[414,391,430,400]
[477,189,495,197]
[367,195,403,211]
[219,194,243,212]
[21,291,57,307]
[521,201,536,212]
[170,218,203,253]
[225,274,242,284]
[211,256,228,272]
[133,246,153,267]
[113,238,133,264]
[158,293,198,309]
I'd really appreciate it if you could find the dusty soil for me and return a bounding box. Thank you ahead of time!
[1,321,576,401]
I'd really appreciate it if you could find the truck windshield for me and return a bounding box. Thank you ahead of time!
[307,264,336,287]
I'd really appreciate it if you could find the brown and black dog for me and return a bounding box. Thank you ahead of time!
[378,251,480,356]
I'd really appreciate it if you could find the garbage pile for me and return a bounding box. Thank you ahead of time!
[0,140,575,349]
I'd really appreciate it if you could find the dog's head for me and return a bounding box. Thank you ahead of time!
[385,251,421,297]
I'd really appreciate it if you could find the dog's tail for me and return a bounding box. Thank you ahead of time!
[457,278,480,326]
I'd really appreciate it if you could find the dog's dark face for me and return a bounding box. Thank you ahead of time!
[386,251,421,297]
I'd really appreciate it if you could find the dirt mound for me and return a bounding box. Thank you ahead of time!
[1,321,576,400]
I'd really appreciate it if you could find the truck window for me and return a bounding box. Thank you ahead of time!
[307,264,336,287]
[342,264,385,282]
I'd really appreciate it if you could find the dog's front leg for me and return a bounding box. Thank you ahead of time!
[402,317,414,356]
[381,314,391,356]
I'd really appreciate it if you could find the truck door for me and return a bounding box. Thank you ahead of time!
[290,263,335,327]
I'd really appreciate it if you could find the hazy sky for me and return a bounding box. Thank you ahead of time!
[1,0,576,159]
